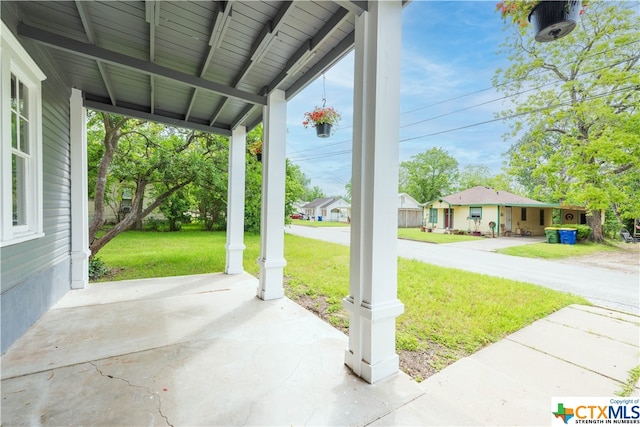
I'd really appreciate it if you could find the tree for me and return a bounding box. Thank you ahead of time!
[494,1,640,241]
[457,165,494,190]
[304,186,326,201]
[344,180,352,203]
[242,126,310,232]
[159,189,193,231]
[399,147,459,203]
[88,112,217,256]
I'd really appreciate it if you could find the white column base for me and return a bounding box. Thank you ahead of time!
[225,243,246,275]
[343,296,404,383]
[344,351,400,384]
[71,249,91,289]
[256,257,286,300]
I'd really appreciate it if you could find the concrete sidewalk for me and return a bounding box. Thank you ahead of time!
[1,273,638,426]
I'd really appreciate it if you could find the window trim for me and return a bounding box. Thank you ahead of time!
[469,206,482,219]
[428,208,437,225]
[539,209,545,226]
[1,22,46,247]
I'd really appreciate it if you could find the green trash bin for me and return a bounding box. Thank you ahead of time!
[544,227,560,244]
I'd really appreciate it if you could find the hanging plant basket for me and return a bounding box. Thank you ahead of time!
[528,0,582,42]
[303,105,341,139]
[315,123,332,138]
[248,140,262,162]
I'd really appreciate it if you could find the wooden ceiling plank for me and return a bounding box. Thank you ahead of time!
[18,23,266,106]
[75,0,117,106]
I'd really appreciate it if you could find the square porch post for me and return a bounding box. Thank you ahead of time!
[343,0,404,384]
[225,126,247,275]
[70,88,90,289]
[257,89,287,300]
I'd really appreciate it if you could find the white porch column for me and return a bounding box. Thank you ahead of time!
[70,88,90,289]
[343,0,404,384]
[225,126,247,275]
[256,89,287,300]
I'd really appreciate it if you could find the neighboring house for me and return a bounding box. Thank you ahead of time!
[303,197,351,222]
[423,186,587,236]
[292,200,308,215]
[397,193,423,228]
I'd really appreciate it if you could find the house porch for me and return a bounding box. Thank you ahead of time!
[2,272,636,425]
[0,273,421,425]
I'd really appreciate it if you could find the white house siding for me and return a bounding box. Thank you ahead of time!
[1,6,72,353]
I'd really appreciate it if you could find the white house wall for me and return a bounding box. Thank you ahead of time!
[1,6,73,353]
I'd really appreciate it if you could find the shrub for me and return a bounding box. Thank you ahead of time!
[89,257,109,281]
[550,223,592,240]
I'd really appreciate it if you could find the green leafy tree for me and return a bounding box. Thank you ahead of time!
[88,113,216,255]
[457,165,494,190]
[344,179,352,203]
[191,134,229,231]
[242,126,309,232]
[494,1,640,241]
[304,185,326,202]
[285,160,306,217]
[399,147,459,203]
[159,189,193,231]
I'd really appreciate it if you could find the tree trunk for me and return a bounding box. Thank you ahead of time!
[90,181,189,257]
[133,192,144,230]
[587,209,604,242]
[89,114,126,244]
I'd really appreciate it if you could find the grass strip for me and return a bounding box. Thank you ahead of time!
[398,228,483,243]
[615,365,640,397]
[496,241,617,259]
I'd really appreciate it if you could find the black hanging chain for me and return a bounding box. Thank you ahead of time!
[322,73,327,107]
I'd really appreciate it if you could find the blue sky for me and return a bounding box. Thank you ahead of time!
[284,1,517,197]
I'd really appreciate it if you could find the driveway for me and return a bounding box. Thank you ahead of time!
[286,225,639,314]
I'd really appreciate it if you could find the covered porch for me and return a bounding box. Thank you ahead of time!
[2,0,406,384]
[0,273,420,425]
[2,273,636,425]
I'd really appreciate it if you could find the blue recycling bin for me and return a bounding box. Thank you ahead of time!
[317,215,323,222]
[558,228,577,245]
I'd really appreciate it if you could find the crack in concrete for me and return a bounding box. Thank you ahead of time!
[89,362,174,426]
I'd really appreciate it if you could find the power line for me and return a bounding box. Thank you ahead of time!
[399,85,638,143]
[292,84,638,161]
[400,57,639,130]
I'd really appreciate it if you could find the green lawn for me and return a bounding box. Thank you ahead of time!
[398,228,483,243]
[95,227,588,380]
[496,240,618,259]
[96,229,261,280]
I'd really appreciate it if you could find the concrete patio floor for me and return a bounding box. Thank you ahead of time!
[1,273,638,426]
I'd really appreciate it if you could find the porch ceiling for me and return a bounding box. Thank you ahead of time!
[12,1,366,136]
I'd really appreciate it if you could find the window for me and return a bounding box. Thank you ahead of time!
[1,23,46,246]
[539,209,545,226]
[521,207,527,221]
[469,207,482,219]
[428,208,437,224]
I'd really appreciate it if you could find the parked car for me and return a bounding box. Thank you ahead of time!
[290,213,304,219]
